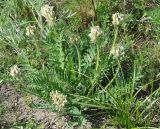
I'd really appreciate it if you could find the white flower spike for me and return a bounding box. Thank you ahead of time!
[10,65,20,77]
[50,90,67,111]
[41,4,55,25]
[112,13,124,26]
[110,44,124,57]
[89,26,102,42]
[26,25,35,36]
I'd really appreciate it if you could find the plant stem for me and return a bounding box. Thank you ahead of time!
[91,0,97,21]
[74,44,81,77]
[96,44,99,71]
[108,26,119,59]
[113,26,118,46]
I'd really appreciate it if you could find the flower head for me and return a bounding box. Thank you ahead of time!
[88,26,102,42]
[50,90,67,111]
[41,4,55,25]
[69,35,78,44]
[110,44,124,57]
[26,25,35,36]
[10,65,20,77]
[112,13,124,26]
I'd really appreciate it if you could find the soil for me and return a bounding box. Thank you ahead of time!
[0,84,92,129]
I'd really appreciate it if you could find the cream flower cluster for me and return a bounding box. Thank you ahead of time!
[88,26,102,42]
[112,13,124,25]
[50,90,67,111]
[41,4,55,25]
[110,44,124,57]
[10,65,20,77]
[26,25,35,36]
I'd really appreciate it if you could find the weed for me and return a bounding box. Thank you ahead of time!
[0,0,160,128]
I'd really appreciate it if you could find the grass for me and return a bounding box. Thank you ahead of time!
[0,0,160,128]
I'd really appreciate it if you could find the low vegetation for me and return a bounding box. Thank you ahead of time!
[0,0,160,128]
